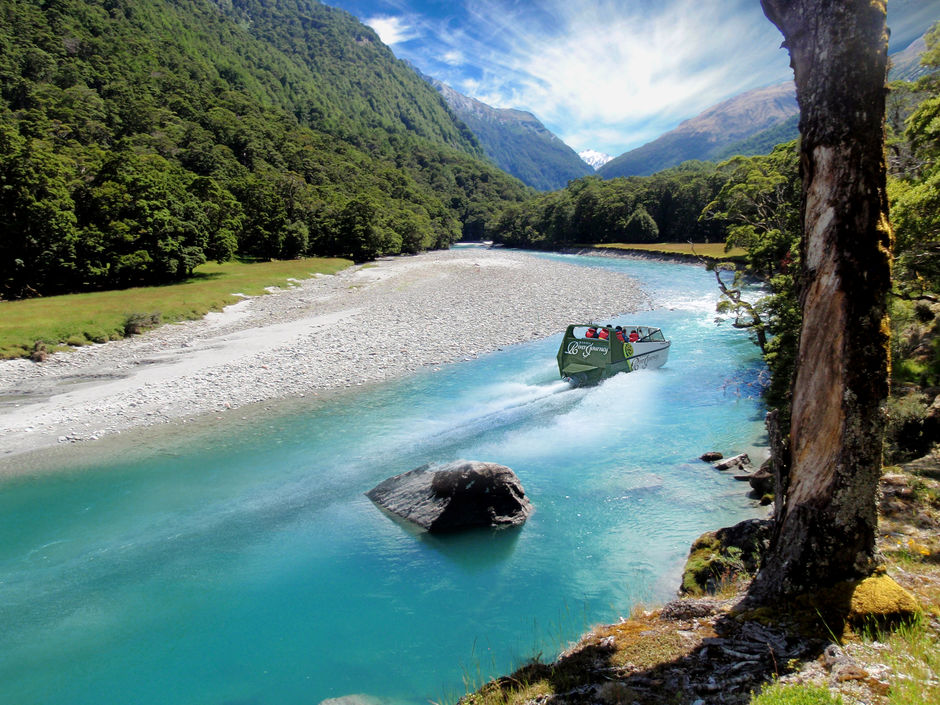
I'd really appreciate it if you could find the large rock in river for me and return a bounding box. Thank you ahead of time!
[366,460,533,532]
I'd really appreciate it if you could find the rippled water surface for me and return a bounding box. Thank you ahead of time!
[0,253,767,705]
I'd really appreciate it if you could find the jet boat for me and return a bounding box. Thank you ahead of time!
[557,324,670,387]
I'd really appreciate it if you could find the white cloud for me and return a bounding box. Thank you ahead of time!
[442,50,464,65]
[364,15,420,45]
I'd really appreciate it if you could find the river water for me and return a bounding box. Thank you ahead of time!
[0,253,768,705]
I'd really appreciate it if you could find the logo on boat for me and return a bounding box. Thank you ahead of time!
[623,342,634,358]
[566,340,608,358]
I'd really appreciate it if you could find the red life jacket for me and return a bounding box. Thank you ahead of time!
[598,328,609,340]
[585,328,596,338]
[629,331,639,342]
[615,330,625,342]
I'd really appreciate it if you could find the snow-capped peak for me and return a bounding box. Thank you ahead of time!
[578,149,613,170]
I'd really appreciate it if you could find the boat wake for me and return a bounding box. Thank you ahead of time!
[403,379,576,454]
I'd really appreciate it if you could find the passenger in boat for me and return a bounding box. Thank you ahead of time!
[629,329,640,343]
[585,327,596,338]
[614,326,626,343]
[598,326,610,340]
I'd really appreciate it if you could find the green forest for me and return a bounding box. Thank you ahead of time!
[0,0,531,298]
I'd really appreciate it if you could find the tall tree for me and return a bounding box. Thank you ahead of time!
[749,0,893,599]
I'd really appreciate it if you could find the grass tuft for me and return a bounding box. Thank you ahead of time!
[751,682,844,704]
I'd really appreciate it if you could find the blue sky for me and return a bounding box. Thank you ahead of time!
[324,0,940,157]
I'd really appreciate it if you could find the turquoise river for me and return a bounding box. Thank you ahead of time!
[0,252,768,705]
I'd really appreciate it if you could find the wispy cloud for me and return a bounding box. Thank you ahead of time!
[887,0,939,49]
[363,15,420,45]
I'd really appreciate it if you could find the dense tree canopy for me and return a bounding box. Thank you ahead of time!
[0,0,531,298]
[487,162,729,248]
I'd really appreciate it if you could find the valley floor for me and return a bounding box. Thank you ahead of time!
[0,248,650,468]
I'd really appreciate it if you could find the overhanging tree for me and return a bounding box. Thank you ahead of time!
[748,0,894,600]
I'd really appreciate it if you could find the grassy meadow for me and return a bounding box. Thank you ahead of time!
[0,257,351,359]
[578,242,748,260]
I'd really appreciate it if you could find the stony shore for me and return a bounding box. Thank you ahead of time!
[0,247,651,462]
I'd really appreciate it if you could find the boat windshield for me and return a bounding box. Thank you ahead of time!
[640,329,666,342]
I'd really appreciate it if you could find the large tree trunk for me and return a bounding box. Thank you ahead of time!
[749,0,893,600]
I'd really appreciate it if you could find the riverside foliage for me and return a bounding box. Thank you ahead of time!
[489,162,730,248]
[0,0,531,299]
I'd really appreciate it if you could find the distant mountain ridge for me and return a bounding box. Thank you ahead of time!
[598,31,932,179]
[426,78,593,191]
[598,82,798,178]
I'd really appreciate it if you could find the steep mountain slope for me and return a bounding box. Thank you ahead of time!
[889,33,931,82]
[711,114,800,162]
[217,0,483,155]
[598,82,798,178]
[428,79,593,191]
[0,0,531,296]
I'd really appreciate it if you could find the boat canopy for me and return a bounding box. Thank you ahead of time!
[570,325,666,343]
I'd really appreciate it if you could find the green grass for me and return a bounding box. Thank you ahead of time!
[884,616,940,705]
[857,613,940,705]
[0,257,351,359]
[576,242,747,259]
[751,683,843,705]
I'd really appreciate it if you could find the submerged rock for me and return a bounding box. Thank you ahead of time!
[748,468,774,495]
[366,460,533,532]
[713,453,751,471]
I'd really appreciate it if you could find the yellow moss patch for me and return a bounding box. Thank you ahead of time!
[794,573,921,637]
[848,574,919,619]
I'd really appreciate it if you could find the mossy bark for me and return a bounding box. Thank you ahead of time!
[750,0,893,600]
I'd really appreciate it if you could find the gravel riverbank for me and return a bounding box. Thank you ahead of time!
[0,248,651,462]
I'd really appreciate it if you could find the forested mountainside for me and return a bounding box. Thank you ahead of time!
[427,78,593,191]
[0,0,531,299]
